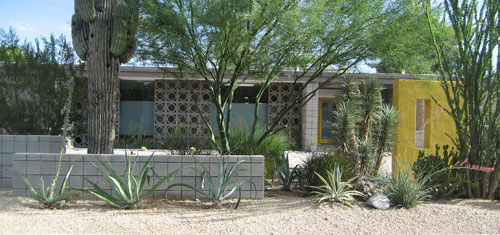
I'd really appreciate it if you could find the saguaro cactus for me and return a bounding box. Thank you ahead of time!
[72,0,138,153]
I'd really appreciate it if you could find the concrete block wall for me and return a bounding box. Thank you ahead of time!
[0,135,62,188]
[301,83,319,151]
[12,153,264,200]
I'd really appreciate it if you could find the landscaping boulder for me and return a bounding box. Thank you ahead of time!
[366,192,390,210]
[354,176,382,198]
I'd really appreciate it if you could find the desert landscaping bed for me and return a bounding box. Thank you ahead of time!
[1,189,499,234]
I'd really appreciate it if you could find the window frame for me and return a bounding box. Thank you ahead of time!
[318,97,338,144]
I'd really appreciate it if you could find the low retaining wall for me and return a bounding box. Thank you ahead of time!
[12,153,264,200]
[0,135,62,188]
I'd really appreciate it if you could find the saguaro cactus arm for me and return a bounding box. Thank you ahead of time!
[75,0,96,22]
[71,13,90,61]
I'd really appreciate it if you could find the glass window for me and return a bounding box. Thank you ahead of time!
[416,99,429,148]
[318,98,338,143]
[119,80,155,136]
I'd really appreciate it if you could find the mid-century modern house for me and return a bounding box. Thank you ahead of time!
[86,66,455,165]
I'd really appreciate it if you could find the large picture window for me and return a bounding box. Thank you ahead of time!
[318,98,338,144]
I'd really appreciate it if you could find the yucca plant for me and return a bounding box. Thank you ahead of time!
[275,152,300,191]
[83,153,181,209]
[311,164,364,207]
[167,156,255,209]
[4,77,78,209]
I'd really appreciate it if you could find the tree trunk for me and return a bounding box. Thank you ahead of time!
[87,3,120,154]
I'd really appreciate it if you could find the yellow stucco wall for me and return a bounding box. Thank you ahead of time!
[392,79,457,171]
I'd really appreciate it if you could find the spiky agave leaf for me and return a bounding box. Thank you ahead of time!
[85,153,181,209]
[167,156,256,209]
[311,165,364,207]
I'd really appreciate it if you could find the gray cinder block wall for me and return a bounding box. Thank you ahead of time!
[12,153,264,200]
[0,135,62,188]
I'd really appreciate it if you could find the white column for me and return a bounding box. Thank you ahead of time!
[301,83,319,151]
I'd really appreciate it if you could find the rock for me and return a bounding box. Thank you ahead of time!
[366,192,391,210]
[354,176,382,198]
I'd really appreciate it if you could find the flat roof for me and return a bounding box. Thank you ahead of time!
[119,66,440,88]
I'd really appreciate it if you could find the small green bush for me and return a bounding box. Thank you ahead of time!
[303,153,355,191]
[412,145,468,199]
[229,126,294,178]
[385,160,431,209]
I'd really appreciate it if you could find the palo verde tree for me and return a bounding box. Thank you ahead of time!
[423,0,500,199]
[369,0,456,74]
[71,0,139,153]
[139,0,387,154]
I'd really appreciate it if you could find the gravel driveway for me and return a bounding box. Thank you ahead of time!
[1,189,499,234]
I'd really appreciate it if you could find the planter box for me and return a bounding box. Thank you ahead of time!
[11,152,264,200]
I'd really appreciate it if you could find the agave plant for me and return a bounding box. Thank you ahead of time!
[84,153,181,209]
[275,152,300,191]
[167,156,255,209]
[6,147,78,209]
[311,164,364,207]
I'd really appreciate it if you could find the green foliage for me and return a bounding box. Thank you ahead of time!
[4,76,79,209]
[275,152,300,191]
[0,28,82,135]
[167,156,255,209]
[139,0,388,154]
[331,101,360,155]
[303,154,355,191]
[330,78,399,176]
[423,0,500,199]
[229,126,293,178]
[412,145,468,199]
[368,0,455,74]
[6,149,78,209]
[385,160,431,209]
[311,165,364,207]
[84,153,181,209]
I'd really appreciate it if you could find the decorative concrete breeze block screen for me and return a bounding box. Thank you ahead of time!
[268,82,302,138]
[154,80,212,143]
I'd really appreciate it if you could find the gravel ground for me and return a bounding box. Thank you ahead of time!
[1,189,500,234]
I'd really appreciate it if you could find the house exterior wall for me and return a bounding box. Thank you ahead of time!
[392,79,457,170]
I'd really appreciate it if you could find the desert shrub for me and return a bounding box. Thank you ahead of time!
[229,126,294,178]
[167,156,255,209]
[412,145,468,199]
[385,160,431,209]
[303,153,355,191]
